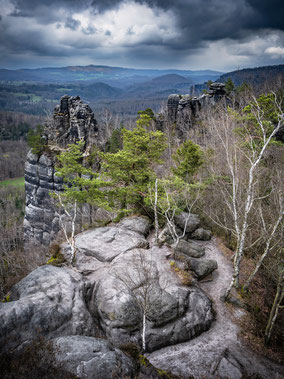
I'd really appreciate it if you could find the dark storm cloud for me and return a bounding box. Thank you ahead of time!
[1,0,284,69]
[133,0,284,48]
[8,0,284,47]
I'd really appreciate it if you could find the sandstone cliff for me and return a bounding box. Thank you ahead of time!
[24,95,100,246]
[162,82,228,139]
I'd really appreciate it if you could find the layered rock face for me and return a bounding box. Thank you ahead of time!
[24,95,100,246]
[166,83,227,139]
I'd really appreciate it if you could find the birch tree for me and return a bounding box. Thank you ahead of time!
[53,140,108,264]
[264,258,284,344]
[114,250,159,352]
[147,176,203,249]
[202,91,284,300]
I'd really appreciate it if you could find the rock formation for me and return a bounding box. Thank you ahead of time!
[2,214,283,378]
[163,82,228,139]
[24,95,101,246]
[1,215,215,377]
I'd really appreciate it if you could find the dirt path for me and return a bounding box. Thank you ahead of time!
[146,238,283,378]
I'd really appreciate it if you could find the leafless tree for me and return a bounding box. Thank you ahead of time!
[114,250,160,352]
[200,92,284,300]
[52,193,77,264]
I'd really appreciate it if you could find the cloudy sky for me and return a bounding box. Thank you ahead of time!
[0,0,284,71]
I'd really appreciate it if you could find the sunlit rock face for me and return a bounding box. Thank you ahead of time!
[23,96,100,246]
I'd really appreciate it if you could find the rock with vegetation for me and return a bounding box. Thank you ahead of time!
[64,216,214,353]
[24,95,101,246]
[174,212,201,233]
[164,83,228,139]
[47,95,100,148]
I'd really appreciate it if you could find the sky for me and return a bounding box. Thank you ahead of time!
[0,0,284,72]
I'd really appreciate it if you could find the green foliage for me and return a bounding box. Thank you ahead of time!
[206,80,213,88]
[100,113,167,211]
[225,77,235,93]
[234,92,284,151]
[27,125,46,154]
[54,140,109,209]
[0,177,25,188]
[138,107,155,120]
[236,81,252,94]
[172,140,204,182]
[105,126,123,153]
[146,176,205,221]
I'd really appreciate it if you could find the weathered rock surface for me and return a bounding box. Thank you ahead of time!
[24,95,102,246]
[52,336,135,379]
[146,238,284,378]
[72,216,151,263]
[2,215,214,360]
[91,248,213,352]
[188,257,218,279]
[174,239,205,258]
[63,216,214,352]
[47,95,99,148]
[174,212,201,233]
[0,265,96,353]
[164,83,228,139]
[191,228,212,241]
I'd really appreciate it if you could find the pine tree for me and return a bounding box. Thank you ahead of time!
[100,113,167,212]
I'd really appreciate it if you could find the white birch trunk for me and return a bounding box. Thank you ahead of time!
[142,312,146,352]
[244,210,283,290]
[224,107,284,299]
[264,270,284,344]
[154,178,159,244]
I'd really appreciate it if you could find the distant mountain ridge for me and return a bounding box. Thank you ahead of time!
[0,64,223,85]
[218,64,284,87]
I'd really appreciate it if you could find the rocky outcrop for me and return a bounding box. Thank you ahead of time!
[47,95,99,149]
[1,216,214,359]
[0,265,97,353]
[164,83,228,139]
[2,215,283,378]
[52,336,136,379]
[62,216,214,353]
[24,95,101,246]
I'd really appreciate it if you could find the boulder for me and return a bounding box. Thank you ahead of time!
[117,215,151,236]
[191,228,211,241]
[174,239,205,258]
[89,247,213,352]
[52,336,135,379]
[158,225,183,244]
[174,212,200,233]
[0,265,96,353]
[74,223,149,263]
[188,257,218,280]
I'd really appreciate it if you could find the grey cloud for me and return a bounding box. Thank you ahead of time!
[65,17,81,31]
[1,0,284,70]
[82,26,97,35]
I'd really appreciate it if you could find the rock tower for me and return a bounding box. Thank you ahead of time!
[24,96,100,246]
